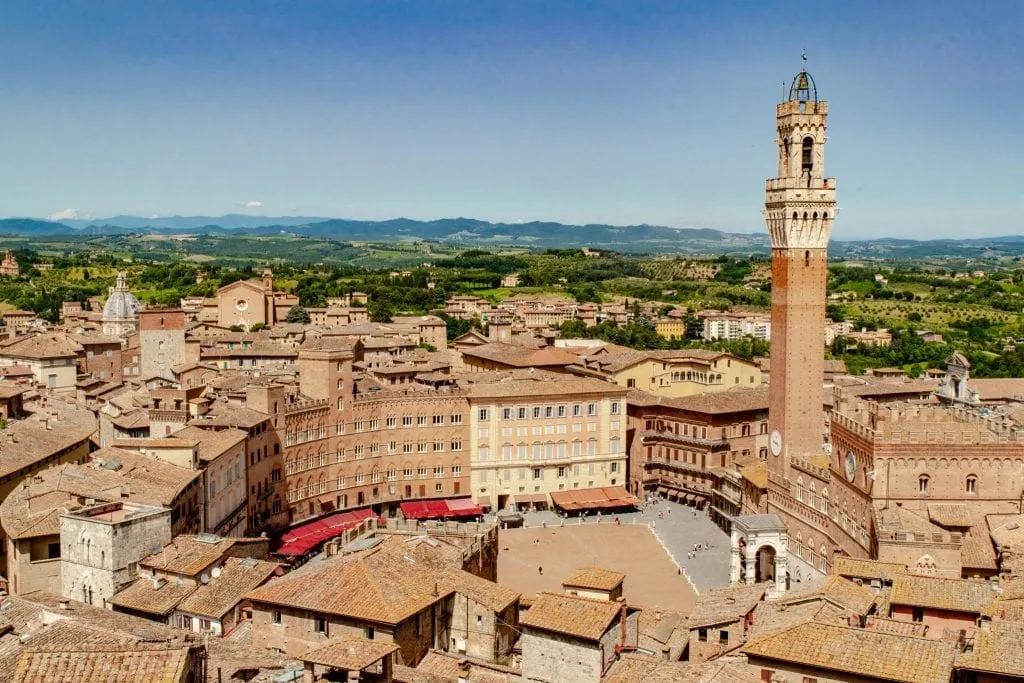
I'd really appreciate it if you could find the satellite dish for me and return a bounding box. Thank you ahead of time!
[200,573,210,585]
[211,566,221,579]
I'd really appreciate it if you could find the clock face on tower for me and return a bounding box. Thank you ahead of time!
[770,429,782,457]
[845,450,857,482]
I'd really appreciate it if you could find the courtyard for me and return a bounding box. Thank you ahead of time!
[495,499,731,613]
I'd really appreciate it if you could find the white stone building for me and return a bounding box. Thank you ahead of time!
[60,500,172,608]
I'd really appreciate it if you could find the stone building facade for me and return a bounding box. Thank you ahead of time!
[467,377,628,511]
[140,308,186,380]
[59,501,172,608]
[627,388,770,510]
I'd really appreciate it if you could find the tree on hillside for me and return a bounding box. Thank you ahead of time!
[369,300,393,323]
[286,305,311,324]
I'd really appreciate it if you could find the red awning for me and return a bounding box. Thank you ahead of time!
[275,508,375,558]
[401,498,483,520]
[446,498,484,516]
[400,501,431,520]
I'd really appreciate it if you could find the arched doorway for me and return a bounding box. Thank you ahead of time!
[730,514,789,598]
[755,545,776,583]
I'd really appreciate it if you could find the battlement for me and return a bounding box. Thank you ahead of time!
[284,395,329,414]
[777,98,828,116]
[765,177,836,192]
[833,396,1024,444]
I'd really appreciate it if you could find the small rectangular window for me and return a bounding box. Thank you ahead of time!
[698,628,707,642]
[272,610,282,625]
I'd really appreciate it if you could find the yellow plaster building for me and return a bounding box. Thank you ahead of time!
[465,375,628,511]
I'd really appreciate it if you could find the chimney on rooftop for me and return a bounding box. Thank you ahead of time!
[58,599,71,610]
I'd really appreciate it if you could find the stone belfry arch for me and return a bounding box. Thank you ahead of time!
[764,69,837,475]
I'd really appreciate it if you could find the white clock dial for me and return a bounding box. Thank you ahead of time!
[845,450,857,482]
[770,429,782,457]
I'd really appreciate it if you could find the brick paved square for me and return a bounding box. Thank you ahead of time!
[497,522,696,613]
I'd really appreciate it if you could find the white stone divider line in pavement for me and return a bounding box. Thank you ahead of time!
[648,521,700,597]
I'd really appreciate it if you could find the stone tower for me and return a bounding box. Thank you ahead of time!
[764,70,837,474]
[139,308,186,380]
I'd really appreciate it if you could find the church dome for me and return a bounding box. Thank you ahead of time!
[788,70,817,103]
[103,272,141,320]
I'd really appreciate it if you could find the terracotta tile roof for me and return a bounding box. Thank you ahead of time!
[743,621,955,683]
[300,638,399,670]
[0,333,81,360]
[687,583,765,629]
[961,528,998,571]
[875,505,945,536]
[738,461,768,489]
[378,537,519,613]
[748,600,837,641]
[247,545,451,625]
[173,426,246,463]
[865,616,928,637]
[107,577,197,616]
[928,503,972,529]
[627,386,770,415]
[195,401,269,429]
[520,591,624,642]
[814,575,877,616]
[988,514,1024,549]
[0,402,96,479]
[981,596,1024,620]
[112,437,199,449]
[463,374,627,399]
[562,567,625,592]
[605,655,761,683]
[0,446,198,541]
[968,378,1024,402]
[175,557,280,620]
[636,609,688,660]
[140,535,237,577]
[108,410,149,430]
[460,342,578,368]
[889,574,996,614]
[955,620,1024,677]
[834,556,907,582]
[14,644,194,683]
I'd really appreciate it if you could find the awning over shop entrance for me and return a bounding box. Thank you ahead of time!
[549,486,639,512]
[274,508,376,559]
[399,498,484,520]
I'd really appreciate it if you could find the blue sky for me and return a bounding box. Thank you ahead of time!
[0,1,1021,239]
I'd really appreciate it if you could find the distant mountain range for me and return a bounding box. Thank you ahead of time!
[0,215,1023,257]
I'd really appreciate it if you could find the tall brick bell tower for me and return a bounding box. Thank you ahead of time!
[764,69,836,474]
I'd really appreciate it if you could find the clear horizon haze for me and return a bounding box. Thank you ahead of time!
[1,1,1021,239]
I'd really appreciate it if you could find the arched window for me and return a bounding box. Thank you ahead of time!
[801,136,813,173]
[783,137,791,166]
[966,475,977,494]
[792,211,798,221]
[918,475,930,495]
